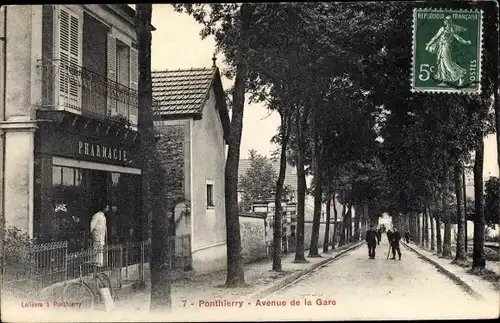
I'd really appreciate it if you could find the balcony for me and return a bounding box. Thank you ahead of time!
[38,59,138,128]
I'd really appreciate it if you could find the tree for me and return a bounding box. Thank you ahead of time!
[484,177,500,228]
[472,137,486,271]
[239,150,277,212]
[452,163,467,265]
[323,193,332,253]
[135,4,172,310]
[173,3,261,286]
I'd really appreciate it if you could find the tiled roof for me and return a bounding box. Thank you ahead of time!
[152,68,216,116]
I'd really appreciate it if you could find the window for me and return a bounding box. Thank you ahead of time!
[49,165,142,251]
[107,34,138,123]
[57,6,83,112]
[206,182,214,208]
[116,40,130,86]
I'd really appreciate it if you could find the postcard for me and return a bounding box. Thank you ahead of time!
[1,2,499,322]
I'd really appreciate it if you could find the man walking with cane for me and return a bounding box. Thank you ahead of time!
[366,224,379,259]
[386,228,393,259]
[390,227,402,260]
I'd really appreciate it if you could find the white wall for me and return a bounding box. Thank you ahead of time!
[190,87,226,271]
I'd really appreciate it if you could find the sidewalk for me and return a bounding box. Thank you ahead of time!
[402,241,500,301]
[115,241,364,312]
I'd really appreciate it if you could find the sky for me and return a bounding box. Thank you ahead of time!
[149,4,280,160]
[147,4,498,178]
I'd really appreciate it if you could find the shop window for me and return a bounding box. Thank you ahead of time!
[62,167,75,186]
[53,166,62,185]
[47,165,142,251]
[52,166,86,252]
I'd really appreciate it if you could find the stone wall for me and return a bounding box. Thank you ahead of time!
[304,221,329,250]
[240,214,267,263]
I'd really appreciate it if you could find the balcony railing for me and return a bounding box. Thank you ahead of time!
[38,59,138,127]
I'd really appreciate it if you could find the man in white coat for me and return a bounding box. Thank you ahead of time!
[90,205,109,267]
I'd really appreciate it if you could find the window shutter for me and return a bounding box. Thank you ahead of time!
[129,48,138,90]
[129,47,138,126]
[58,7,82,111]
[107,34,117,115]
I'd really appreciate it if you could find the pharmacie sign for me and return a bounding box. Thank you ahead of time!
[78,141,128,162]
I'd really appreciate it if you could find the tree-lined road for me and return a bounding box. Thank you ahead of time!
[256,239,498,320]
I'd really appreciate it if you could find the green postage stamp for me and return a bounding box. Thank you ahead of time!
[411,9,483,94]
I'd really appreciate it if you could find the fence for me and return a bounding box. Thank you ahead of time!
[37,58,138,127]
[2,235,192,296]
[1,241,68,296]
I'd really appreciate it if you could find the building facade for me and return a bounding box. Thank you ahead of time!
[152,65,230,273]
[251,198,297,253]
[0,5,146,251]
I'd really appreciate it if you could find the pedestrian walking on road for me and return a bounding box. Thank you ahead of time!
[386,229,393,254]
[376,227,382,245]
[366,224,378,259]
[391,228,402,260]
[404,230,410,243]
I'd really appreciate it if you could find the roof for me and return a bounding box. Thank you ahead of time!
[238,159,298,195]
[152,67,230,140]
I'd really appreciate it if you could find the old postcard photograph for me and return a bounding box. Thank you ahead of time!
[0,2,499,322]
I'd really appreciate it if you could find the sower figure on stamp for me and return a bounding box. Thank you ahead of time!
[425,16,472,87]
[90,204,109,267]
[390,227,402,260]
[365,224,379,259]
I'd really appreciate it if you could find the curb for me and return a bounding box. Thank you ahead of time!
[246,241,365,301]
[402,242,484,300]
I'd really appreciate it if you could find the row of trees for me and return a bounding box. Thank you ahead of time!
[135,1,498,310]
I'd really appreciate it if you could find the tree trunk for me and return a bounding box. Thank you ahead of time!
[427,200,435,251]
[273,111,291,271]
[360,204,368,240]
[346,205,352,242]
[462,169,468,252]
[323,195,332,253]
[338,204,347,247]
[224,60,246,285]
[436,209,442,255]
[442,160,452,258]
[453,163,467,264]
[416,212,421,245]
[308,130,322,257]
[425,206,429,248]
[414,213,419,244]
[136,5,172,311]
[472,135,486,270]
[332,197,338,249]
[354,205,361,240]
[421,210,425,247]
[294,105,308,263]
[223,2,256,286]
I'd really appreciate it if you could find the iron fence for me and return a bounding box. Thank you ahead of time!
[1,241,68,297]
[37,58,138,127]
[1,235,192,297]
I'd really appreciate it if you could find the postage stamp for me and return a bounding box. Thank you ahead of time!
[411,8,483,93]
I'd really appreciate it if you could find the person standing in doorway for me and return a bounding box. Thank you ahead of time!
[366,224,379,259]
[391,227,402,260]
[90,204,109,267]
